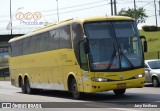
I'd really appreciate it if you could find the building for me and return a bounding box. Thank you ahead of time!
[0,34,23,77]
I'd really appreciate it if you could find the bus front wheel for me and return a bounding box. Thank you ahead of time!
[113,89,126,96]
[71,79,81,99]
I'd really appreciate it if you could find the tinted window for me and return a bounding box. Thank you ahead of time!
[59,25,72,48]
[10,24,72,57]
[23,37,31,55]
[39,32,49,52]
[49,29,60,50]
[72,23,84,65]
[12,40,23,56]
[31,35,39,53]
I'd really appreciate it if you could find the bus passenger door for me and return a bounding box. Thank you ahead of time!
[79,41,89,92]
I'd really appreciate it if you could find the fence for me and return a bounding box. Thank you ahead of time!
[144,51,160,60]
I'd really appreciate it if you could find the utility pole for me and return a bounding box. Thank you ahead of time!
[114,0,117,15]
[159,0,160,15]
[154,0,158,26]
[56,0,59,22]
[134,0,137,24]
[10,0,12,35]
[111,0,113,15]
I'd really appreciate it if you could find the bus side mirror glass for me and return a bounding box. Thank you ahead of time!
[140,35,147,52]
[144,40,147,52]
[84,39,89,54]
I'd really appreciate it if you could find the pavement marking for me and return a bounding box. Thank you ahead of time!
[85,103,108,108]
[109,108,142,111]
[85,103,142,111]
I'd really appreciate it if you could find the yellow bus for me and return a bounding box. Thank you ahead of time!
[9,16,147,99]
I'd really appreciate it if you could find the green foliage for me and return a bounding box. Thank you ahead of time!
[118,7,148,24]
[142,25,160,32]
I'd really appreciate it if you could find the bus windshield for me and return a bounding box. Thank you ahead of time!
[84,21,143,71]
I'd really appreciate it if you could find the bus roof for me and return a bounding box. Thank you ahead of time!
[9,16,134,43]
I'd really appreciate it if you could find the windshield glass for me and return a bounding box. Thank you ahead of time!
[84,21,143,71]
[148,61,160,69]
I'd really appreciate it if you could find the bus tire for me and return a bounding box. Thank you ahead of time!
[19,78,26,94]
[71,78,81,99]
[25,78,33,94]
[113,89,126,96]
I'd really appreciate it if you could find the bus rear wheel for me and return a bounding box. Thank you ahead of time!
[25,78,39,94]
[113,89,126,96]
[71,79,81,99]
[19,78,26,93]
[25,78,32,94]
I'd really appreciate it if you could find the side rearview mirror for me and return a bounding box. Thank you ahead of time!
[140,35,147,52]
[145,68,150,72]
[143,40,147,52]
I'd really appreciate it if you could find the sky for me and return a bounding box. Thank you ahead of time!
[0,0,160,34]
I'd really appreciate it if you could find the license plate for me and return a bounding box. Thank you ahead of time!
[117,83,126,88]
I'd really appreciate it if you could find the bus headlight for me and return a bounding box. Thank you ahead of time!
[135,74,145,78]
[91,78,108,82]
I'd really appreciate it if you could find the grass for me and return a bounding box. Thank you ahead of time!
[139,30,160,52]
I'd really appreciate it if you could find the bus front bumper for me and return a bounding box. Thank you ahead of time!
[83,77,145,93]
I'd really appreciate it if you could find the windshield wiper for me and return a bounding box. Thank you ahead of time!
[107,44,117,70]
[119,50,134,68]
[107,44,135,70]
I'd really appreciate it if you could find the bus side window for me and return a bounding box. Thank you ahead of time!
[80,41,88,71]
[132,37,139,55]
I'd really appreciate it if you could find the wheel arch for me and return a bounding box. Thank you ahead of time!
[152,75,159,81]
[67,73,76,92]
[24,74,29,85]
[18,75,23,87]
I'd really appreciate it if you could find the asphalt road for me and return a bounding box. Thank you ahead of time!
[0,81,160,111]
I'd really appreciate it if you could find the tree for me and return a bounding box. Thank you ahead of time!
[118,7,148,24]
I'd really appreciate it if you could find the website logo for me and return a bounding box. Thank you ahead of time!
[16,12,42,20]
[15,12,47,26]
